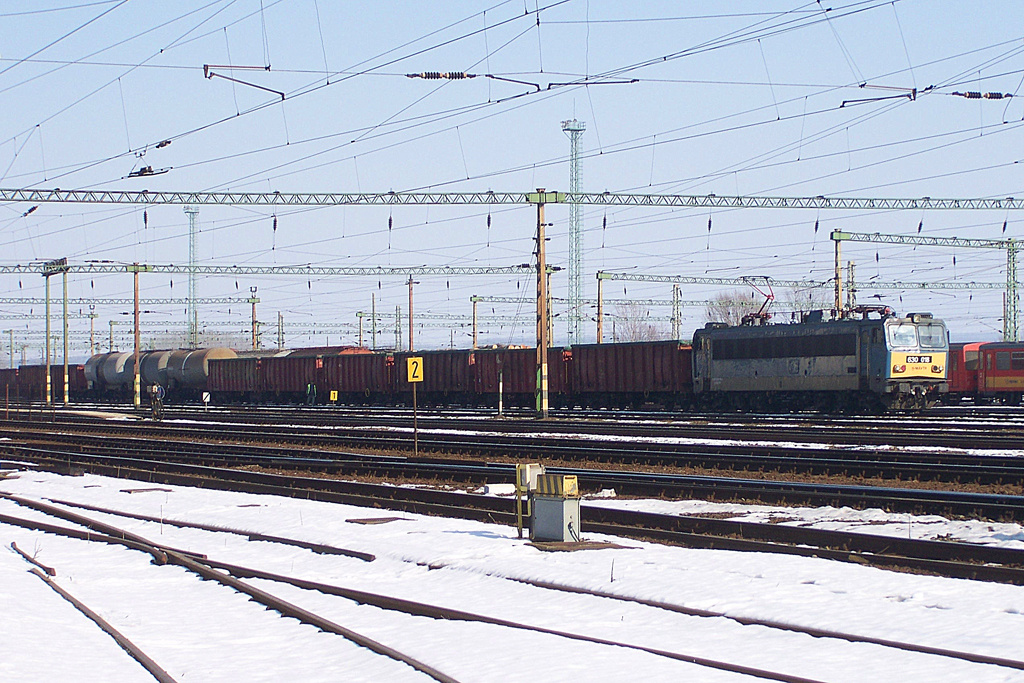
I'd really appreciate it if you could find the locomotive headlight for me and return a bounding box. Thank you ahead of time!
[932,365,944,373]
[892,364,906,373]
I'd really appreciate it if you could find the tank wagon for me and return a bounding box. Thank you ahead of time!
[85,347,237,400]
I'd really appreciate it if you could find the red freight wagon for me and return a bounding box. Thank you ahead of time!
[60,363,88,394]
[570,340,693,408]
[15,365,48,401]
[260,354,316,397]
[0,367,16,389]
[323,352,391,401]
[394,349,475,403]
[10,364,86,402]
[0,367,18,401]
[207,355,261,397]
[260,347,368,401]
[473,347,570,407]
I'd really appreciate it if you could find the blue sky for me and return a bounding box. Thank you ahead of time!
[2,1,1024,358]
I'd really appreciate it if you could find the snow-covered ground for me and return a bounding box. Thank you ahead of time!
[3,467,1024,682]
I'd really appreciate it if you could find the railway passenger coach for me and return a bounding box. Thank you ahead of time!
[948,341,1024,405]
[692,311,948,412]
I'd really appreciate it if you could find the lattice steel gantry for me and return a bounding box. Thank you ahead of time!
[561,119,586,344]
[183,206,200,348]
[832,229,1019,341]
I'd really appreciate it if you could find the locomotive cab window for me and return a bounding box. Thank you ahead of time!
[886,323,917,348]
[917,323,947,349]
[964,351,979,371]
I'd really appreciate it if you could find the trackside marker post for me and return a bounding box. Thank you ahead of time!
[407,357,423,457]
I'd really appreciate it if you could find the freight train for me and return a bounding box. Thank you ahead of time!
[0,309,952,413]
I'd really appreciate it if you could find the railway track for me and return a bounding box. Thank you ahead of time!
[13,400,1024,446]
[23,400,1024,450]
[9,436,1023,520]
[15,494,1024,674]
[5,416,1024,491]
[5,448,1024,580]
[10,489,1023,681]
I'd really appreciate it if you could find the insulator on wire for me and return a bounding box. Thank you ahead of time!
[814,219,819,234]
[273,215,278,232]
[410,71,470,80]
[388,215,392,230]
[1004,220,1008,234]
[953,91,1012,99]
[917,220,923,233]
[143,210,148,229]
[486,213,491,228]
[707,216,712,232]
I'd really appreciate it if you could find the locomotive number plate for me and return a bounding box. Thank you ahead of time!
[905,355,931,363]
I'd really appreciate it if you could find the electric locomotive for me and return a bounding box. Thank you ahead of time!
[692,309,948,412]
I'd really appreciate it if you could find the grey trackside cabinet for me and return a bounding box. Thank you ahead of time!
[531,474,582,543]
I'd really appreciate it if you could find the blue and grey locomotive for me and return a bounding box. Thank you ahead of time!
[692,309,948,412]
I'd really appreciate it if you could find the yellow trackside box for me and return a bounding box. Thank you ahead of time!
[535,474,580,498]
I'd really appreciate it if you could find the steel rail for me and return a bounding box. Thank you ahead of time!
[1,503,826,683]
[14,500,1024,670]
[0,497,460,683]
[9,492,1024,673]
[24,567,179,683]
[6,449,1024,578]
[8,418,1024,488]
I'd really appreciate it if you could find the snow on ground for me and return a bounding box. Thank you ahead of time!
[583,495,1024,549]
[326,423,1024,458]
[2,468,1024,682]
[162,415,1024,457]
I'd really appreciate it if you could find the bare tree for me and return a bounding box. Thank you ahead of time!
[782,286,830,316]
[613,302,665,341]
[149,331,250,350]
[704,290,758,326]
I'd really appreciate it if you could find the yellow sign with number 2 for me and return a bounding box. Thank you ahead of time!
[407,356,424,383]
